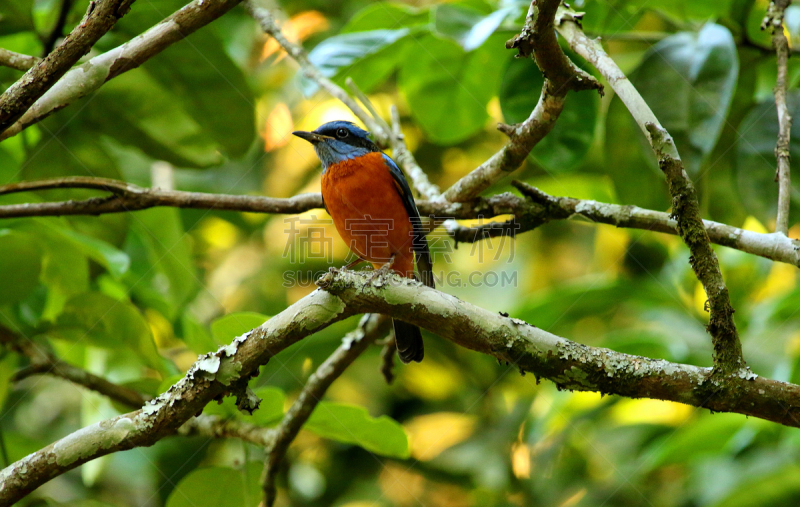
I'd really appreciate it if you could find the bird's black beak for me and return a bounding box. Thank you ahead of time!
[292,131,331,144]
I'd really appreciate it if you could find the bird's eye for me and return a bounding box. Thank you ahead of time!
[336,127,348,138]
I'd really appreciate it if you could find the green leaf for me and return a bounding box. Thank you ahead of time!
[400,33,508,144]
[124,209,198,321]
[84,70,224,168]
[0,0,34,35]
[0,229,42,305]
[342,2,429,33]
[52,292,165,373]
[180,314,217,355]
[210,312,269,345]
[648,413,746,467]
[304,29,410,95]
[141,28,256,158]
[735,91,800,224]
[434,2,515,51]
[34,219,130,279]
[605,95,670,210]
[166,464,262,507]
[0,353,19,410]
[250,386,286,426]
[499,51,598,171]
[631,23,738,175]
[304,402,410,458]
[711,465,800,507]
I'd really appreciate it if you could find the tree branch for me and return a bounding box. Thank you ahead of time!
[0,0,136,135]
[178,414,276,448]
[443,0,603,203]
[763,0,793,235]
[4,177,800,267]
[0,325,149,409]
[261,314,390,507]
[0,0,244,141]
[0,49,39,72]
[2,270,798,504]
[557,7,745,375]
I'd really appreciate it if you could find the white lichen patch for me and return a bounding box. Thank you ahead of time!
[53,417,135,467]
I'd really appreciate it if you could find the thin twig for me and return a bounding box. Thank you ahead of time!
[380,337,397,384]
[41,0,76,56]
[345,77,392,134]
[389,105,441,200]
[0,49,40,72]
[3,176,800,267]
[261,314,390,507]
[557,5,745,375]
[1,325,149,408]
[244,0,388,146]
[0,0,136,134]
[1,0,244,141]
[178,414,276,447]
[763,0,794,235]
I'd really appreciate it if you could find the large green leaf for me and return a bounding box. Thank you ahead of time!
[0,229,41,305]
[51,292,165,373]
[399,33,508,144]
[734,91,800,224]
[33,219,130,278]
[304,28,410,95]
[342,2,429,33]
[711,465,800,507]
[142,28,256,159]
[304,402,410,458]
[166,464,262,507]
[631,23,738,175]
[0,0,34,35]
[84,70,224,168]
[434,1,516,51]
[499,50,599,171]
[124,208,199,321]
[210,312,270,344]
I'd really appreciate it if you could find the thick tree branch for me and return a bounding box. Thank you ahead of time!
[2,270,799,504]
[0,0,244,141]
[0,0,136,135]
[261,314,390,507]
[763,0,793,235]
[0,49,39,72]
[557,8,745,375]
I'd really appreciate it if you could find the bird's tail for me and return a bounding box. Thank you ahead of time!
[394,319,424,363]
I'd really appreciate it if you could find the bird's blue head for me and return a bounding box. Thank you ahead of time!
[292,121,379,171]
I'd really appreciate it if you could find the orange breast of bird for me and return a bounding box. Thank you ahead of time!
[321,152,415,278]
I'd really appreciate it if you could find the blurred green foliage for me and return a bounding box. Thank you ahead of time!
[2,0,800,506]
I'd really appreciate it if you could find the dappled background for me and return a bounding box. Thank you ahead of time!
[2,0,800,505]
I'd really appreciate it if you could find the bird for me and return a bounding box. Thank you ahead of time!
[293,120,434,363]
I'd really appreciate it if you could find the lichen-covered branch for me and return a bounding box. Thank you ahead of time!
[557,9,745,375]
[0,49,39,72]
[0,0,136,135]
[0,0,244,141]
[261,314,390,507]
[762,0,793,235]
[2,270,799,504]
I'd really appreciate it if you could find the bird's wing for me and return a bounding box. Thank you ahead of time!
[382,153,435,288]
